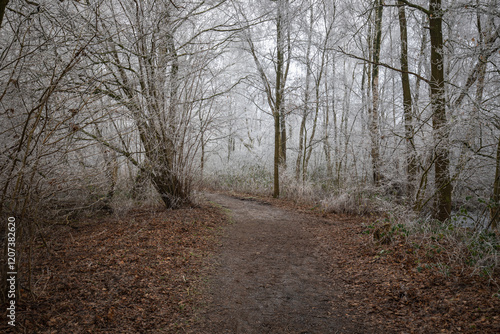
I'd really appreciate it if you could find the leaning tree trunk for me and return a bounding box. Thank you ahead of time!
[150,166,188,209]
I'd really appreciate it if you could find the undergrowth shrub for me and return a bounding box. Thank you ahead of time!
[203,163,273,195]
[367,212,500,279]
[319,186,400,215]
[279,170,318,204]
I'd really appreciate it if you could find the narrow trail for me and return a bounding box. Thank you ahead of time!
[193,193,374,334]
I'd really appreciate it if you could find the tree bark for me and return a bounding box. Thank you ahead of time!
[429,0,452,221]
[273,111,280,198]
[0,0,8,29]
[273,0,291,196]
[369,0,383,185]
[398,1,417,198]
[323,73,334,181]
[296,6,313,181]
[276,0,289,167]
[413,13,428,212]
[101,5,191,209]
[491,134,500,230]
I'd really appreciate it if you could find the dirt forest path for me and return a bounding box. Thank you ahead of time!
[192,193,378,334]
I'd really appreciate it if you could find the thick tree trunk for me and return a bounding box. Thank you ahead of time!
[369,0,383,185]
[273,111,280,198]
[151,168,189,208]
[398,1,417,198]
[276,0,288,167]
[491,135,500,230]
[273,0,290,196]
[429,0,452,221]
[0,0,8,29]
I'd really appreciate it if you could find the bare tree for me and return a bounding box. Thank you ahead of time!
[295,0,334,183]
[427,0,452,221]
[0,0,98,302]
[235,0,292,198]
[398,0,417,199]
[74,0,237,208]
[369,0,383,185]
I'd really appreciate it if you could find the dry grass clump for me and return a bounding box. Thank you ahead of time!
[202,166,272,196]
[319,186,392,215]
[365,212,500,280]
[279,171,319,205]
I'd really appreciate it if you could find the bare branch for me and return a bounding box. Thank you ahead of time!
[397,0,430,16]
[337,46,431,84]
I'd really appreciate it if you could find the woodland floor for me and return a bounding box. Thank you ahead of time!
[1,192,499,333]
